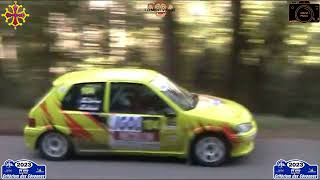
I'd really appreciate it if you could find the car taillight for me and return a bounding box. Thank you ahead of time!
[28,118,35,127]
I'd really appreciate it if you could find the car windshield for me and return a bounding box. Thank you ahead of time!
[151,76,198,110]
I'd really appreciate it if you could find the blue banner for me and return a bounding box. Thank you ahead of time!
[273,159,318,179]
[1,159,46,179]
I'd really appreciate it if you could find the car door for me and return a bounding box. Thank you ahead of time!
[106,82,180,152]
[61,82,110,150]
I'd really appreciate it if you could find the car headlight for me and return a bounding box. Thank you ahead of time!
[235,123,253,133]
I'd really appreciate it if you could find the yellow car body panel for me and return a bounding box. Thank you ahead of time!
[24,68,257,159]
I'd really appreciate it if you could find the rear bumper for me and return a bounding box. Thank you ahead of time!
[24,126,47,150]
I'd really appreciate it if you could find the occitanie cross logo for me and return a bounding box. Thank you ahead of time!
[1,1,30,30]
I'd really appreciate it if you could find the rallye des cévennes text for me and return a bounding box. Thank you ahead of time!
[24,68,257,166]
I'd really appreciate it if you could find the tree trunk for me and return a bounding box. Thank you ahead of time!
[195,48,213,91]
[0,61,4,104]
[162,8,178,79]
[227,0,242,99]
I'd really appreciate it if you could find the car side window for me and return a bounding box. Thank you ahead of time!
[62,83,105,112]
[110,83,172,115]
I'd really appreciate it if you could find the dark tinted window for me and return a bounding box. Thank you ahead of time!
[62,83,105,112]
[110,83,172,115]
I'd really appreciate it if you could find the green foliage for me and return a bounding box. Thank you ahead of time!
[0,0,320,118]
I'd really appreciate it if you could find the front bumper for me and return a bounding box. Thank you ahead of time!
[230,120,258,157]
[24,125,47,150]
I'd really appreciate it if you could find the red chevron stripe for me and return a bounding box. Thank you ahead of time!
[40,102,53,125]
[222,125,238,142]
[63,113,91,139]
[83,112,105,129]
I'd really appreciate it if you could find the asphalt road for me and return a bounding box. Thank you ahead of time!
[0,136,319,179]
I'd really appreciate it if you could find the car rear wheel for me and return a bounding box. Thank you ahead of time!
[191,135,227,166]
[38,132,72,160]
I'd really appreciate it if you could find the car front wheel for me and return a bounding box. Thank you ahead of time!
[38,132,72,160]
[191,135,227,166]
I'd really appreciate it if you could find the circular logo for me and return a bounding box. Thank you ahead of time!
[295,5,315,22]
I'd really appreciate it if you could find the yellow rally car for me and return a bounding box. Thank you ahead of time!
[24,68,257,166]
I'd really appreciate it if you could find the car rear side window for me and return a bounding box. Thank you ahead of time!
[62,83,105,112]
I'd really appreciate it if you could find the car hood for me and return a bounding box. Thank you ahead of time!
[187,94,252,124]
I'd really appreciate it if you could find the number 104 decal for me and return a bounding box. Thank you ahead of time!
[107,114,160,149]
[108,115,143,132]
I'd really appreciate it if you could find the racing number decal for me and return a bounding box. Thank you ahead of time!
[108,115,143,132]
[107,114,160,149]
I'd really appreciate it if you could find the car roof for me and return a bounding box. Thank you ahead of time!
[53,68,161,86]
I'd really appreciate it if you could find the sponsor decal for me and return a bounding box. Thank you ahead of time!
[108,115,143,132]
[108,114,160,149]
[200,95,223,106]
[145,0,175,17]
[78,97,102,111]
[1,159,46,179]
[289,0,319,23]
[273,159,318,179]
[113,131,158,142]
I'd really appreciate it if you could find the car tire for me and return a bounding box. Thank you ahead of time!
[191,135,228,167]
[38,132,72,160]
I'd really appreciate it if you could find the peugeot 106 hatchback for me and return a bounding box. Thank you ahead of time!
[24,68,257,166]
